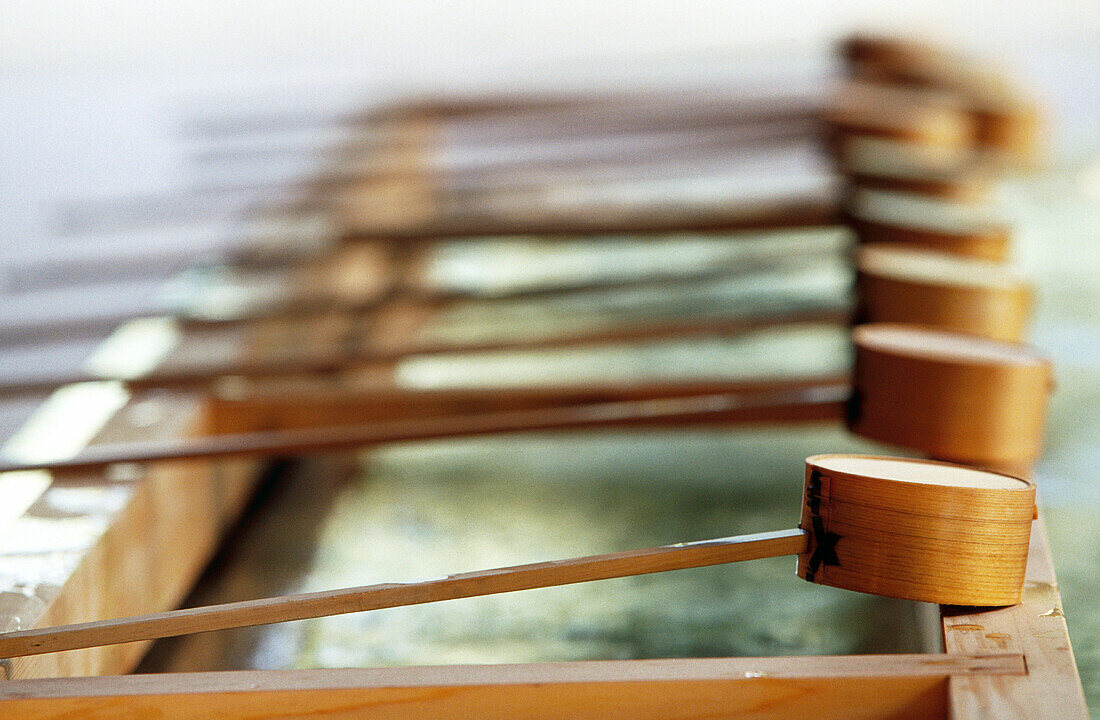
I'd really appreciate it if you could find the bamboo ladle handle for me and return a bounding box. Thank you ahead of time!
[0,530,808,659]
[0,387,845,475]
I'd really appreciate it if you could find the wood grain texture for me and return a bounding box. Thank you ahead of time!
[844,170,991,202]
[0,33,1079,719]
[349,118,817,189]
[365,86,821,138]
[362,307,850,361]
[842,35,1042,165]
[0,320,1057,475]
[797,455,1035,606]
[0,454,1040,658]
[826,81,977,151]
[182,243,395,328]
[856,244,1033,341]
[847,215,1010,261]
[942,514,1089,719]
[0,654,1024,720]
[0,307,845,400]
[338,191,839,241]
[849,323,1052,469]
[0,313,337,678]
[206,376,849,434]
[336,120,837,239]
[0,393,262,680]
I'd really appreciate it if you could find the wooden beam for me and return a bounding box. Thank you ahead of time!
[206,376,848,434]
[0,315,339,679]
[340,192,839,242]
[0,393,262,680]
[942,514,1089,719]
[0,654,1023,720]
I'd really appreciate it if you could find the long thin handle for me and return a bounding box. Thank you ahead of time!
[0,308,847,399]
[0,529,809,659]
[0,385,849,475]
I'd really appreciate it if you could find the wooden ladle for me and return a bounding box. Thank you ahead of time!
[0,454,1035,659]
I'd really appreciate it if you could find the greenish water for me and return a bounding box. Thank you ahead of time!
[140,271,905,672]
[141,425,923,672]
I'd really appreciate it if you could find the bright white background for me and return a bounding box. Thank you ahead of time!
[0,1,1096,277]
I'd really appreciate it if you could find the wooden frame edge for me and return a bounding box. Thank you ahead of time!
[0,653,1022,720]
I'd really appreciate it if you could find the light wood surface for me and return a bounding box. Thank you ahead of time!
[345,118,819,189]
[842,35,1042,165]
[943,514,1090,718]
[3,222,844,348]
[0,33,1079,720]
[836,136,993,201]
[849,323,1053,470]
[0,384,851,475]
[826,81,977,151]
[338,78,1014,241]
[364,86,822,137]
[0,653,1024,720]
[154,323,1058,473]
[338,184,839,241]
[848,216,1011,261]
[0,309,848,400]
[856,244,1033,340]
[204,377,846,434]
[797,455,1035,605]
[0,393,264,680]
[0,323,1054,475]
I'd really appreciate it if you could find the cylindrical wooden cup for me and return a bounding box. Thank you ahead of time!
[835,134,993,203]
[848,216,1010,261]
[849,323,1053,472]
[840,35,1042,166]
[856,244,1033,341]
[797,454,1035,606]
[846,187,1010,261]
[825,82,977,152]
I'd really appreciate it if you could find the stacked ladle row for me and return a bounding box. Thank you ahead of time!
[0,35,1052,661]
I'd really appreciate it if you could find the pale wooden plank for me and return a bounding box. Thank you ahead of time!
[0,654,1022,720]
[0,393,262,680]
[0,315,321,679]
[943,514,1089,719]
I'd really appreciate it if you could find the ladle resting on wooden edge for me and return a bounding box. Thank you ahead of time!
[0,323,1053,477]
[0,454,1036,659]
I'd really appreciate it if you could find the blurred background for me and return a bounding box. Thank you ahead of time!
[0,0,1098,714]
[1,0,1097,268]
